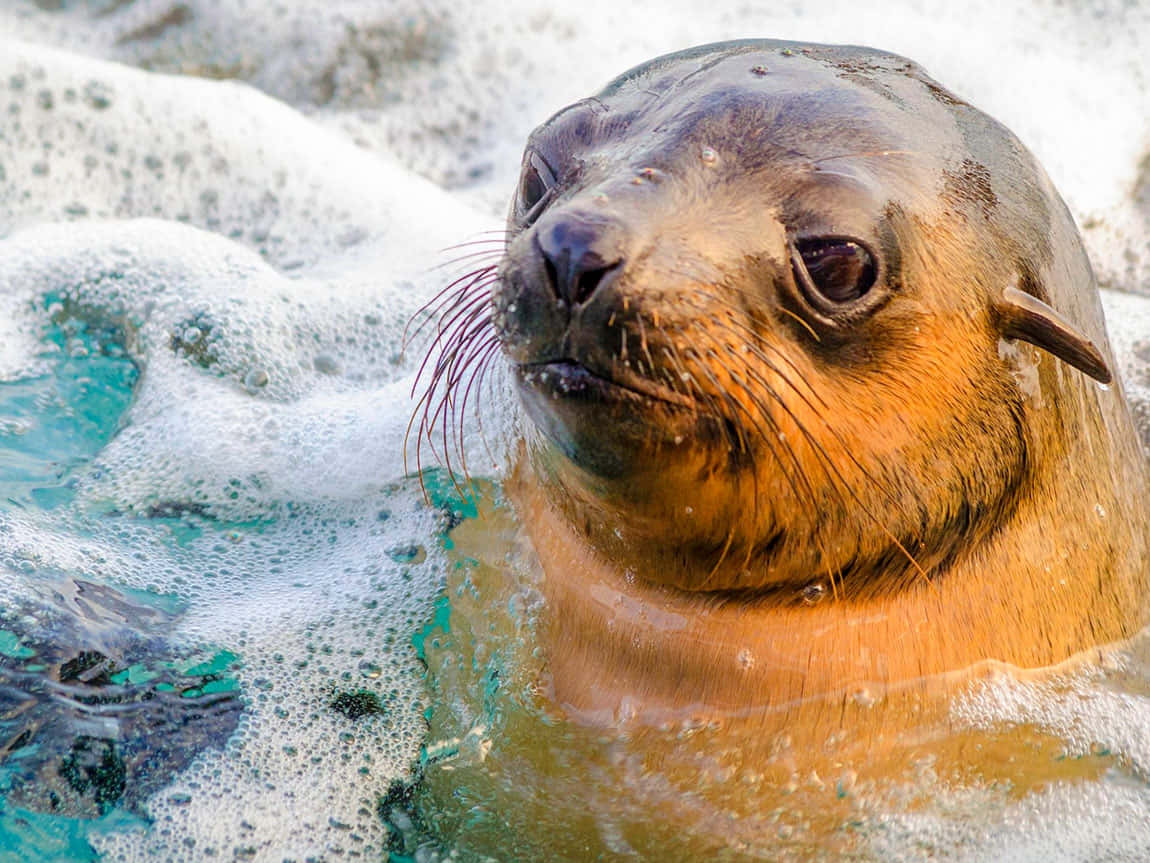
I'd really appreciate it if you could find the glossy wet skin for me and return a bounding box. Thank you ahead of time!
[412,45,1149,855]
[492,42,1052,596]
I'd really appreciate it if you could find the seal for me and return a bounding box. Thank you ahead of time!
[419,37,1150,724]
[409,40,1150,856]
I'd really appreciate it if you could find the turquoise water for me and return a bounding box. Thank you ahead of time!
[0,303,137,511]
[0,312,242,859]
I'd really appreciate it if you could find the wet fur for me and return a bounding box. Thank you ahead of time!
[413,40,1150,721]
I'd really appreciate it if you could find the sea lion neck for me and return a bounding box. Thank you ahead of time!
[512,453,1147,722]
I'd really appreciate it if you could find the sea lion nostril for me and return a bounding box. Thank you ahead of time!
[573,262,620,304]
[536,214,624,305]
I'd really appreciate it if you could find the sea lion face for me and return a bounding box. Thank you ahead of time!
[489,42,1096,595]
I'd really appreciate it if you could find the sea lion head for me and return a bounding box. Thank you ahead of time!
[482,40,1117,597]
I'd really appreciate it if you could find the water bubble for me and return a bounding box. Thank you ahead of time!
[314,354,342,375]
[243,368,269,390]
[800,580,827,605]
[83,80,113,110]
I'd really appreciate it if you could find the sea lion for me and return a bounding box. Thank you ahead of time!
[408,38,1150,855]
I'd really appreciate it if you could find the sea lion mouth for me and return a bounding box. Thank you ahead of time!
[517,359,696,409]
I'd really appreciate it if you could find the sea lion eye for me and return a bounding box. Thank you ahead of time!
[519,152,557,221]
[793,237,876,304]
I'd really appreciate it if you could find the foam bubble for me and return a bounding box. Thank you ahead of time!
[1102,289,1150,450]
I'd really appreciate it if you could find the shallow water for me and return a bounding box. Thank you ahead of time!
[0,0,1147,859]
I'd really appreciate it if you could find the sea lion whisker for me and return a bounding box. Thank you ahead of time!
[416,311,496,436]
[682,347,749,453]
[673,274,822,347]
[422,328,499,499]
[774,306,820,342]
[432,248,507,273]
[682,341,821,591]
[658,326,702,404]
[661,344,736,448]
[690,332,820,509]
[411,301,501,499]
[438,239,512,253]
[636,313,656,372]
[452,336,502,444]
[422,292,497,383]
[657,346,702,407]
[431,286,497,351]
[451,337,504,496]
[409,295,493,402]
[404,264,498,349]
[701,526,739,590]
[671,290,827,409]
[722,334,917,540]
[432,318,498,414]
[460,341,506,485]
[688,326,927,586]
[723,366,820,509]
[733,359,930,583]
[808,149,915,165]
[774,404,931,585]
[679,301,911,530]
[689,340,828,550]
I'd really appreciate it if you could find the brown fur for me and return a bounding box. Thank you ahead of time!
[411,39,1150,856]
[465,41,1150,722]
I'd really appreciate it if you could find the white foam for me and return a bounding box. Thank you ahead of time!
[1102,288,1150,451]
[873,779,1150,862]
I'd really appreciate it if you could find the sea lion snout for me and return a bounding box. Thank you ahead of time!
[534,210,625,306]
[493,207,632,366]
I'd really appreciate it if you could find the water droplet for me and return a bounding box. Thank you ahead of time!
[358,660,382,679]
[244,368,269,390]
[387,544,426,564]
[83,80,113,110]
[314,354,341,375]
[700,146,718,165]
[800,580,826,605]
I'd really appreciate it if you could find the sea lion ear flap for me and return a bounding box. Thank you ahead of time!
[992,286,1112,384]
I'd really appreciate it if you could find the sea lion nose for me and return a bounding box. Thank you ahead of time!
[535,213,623,305]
